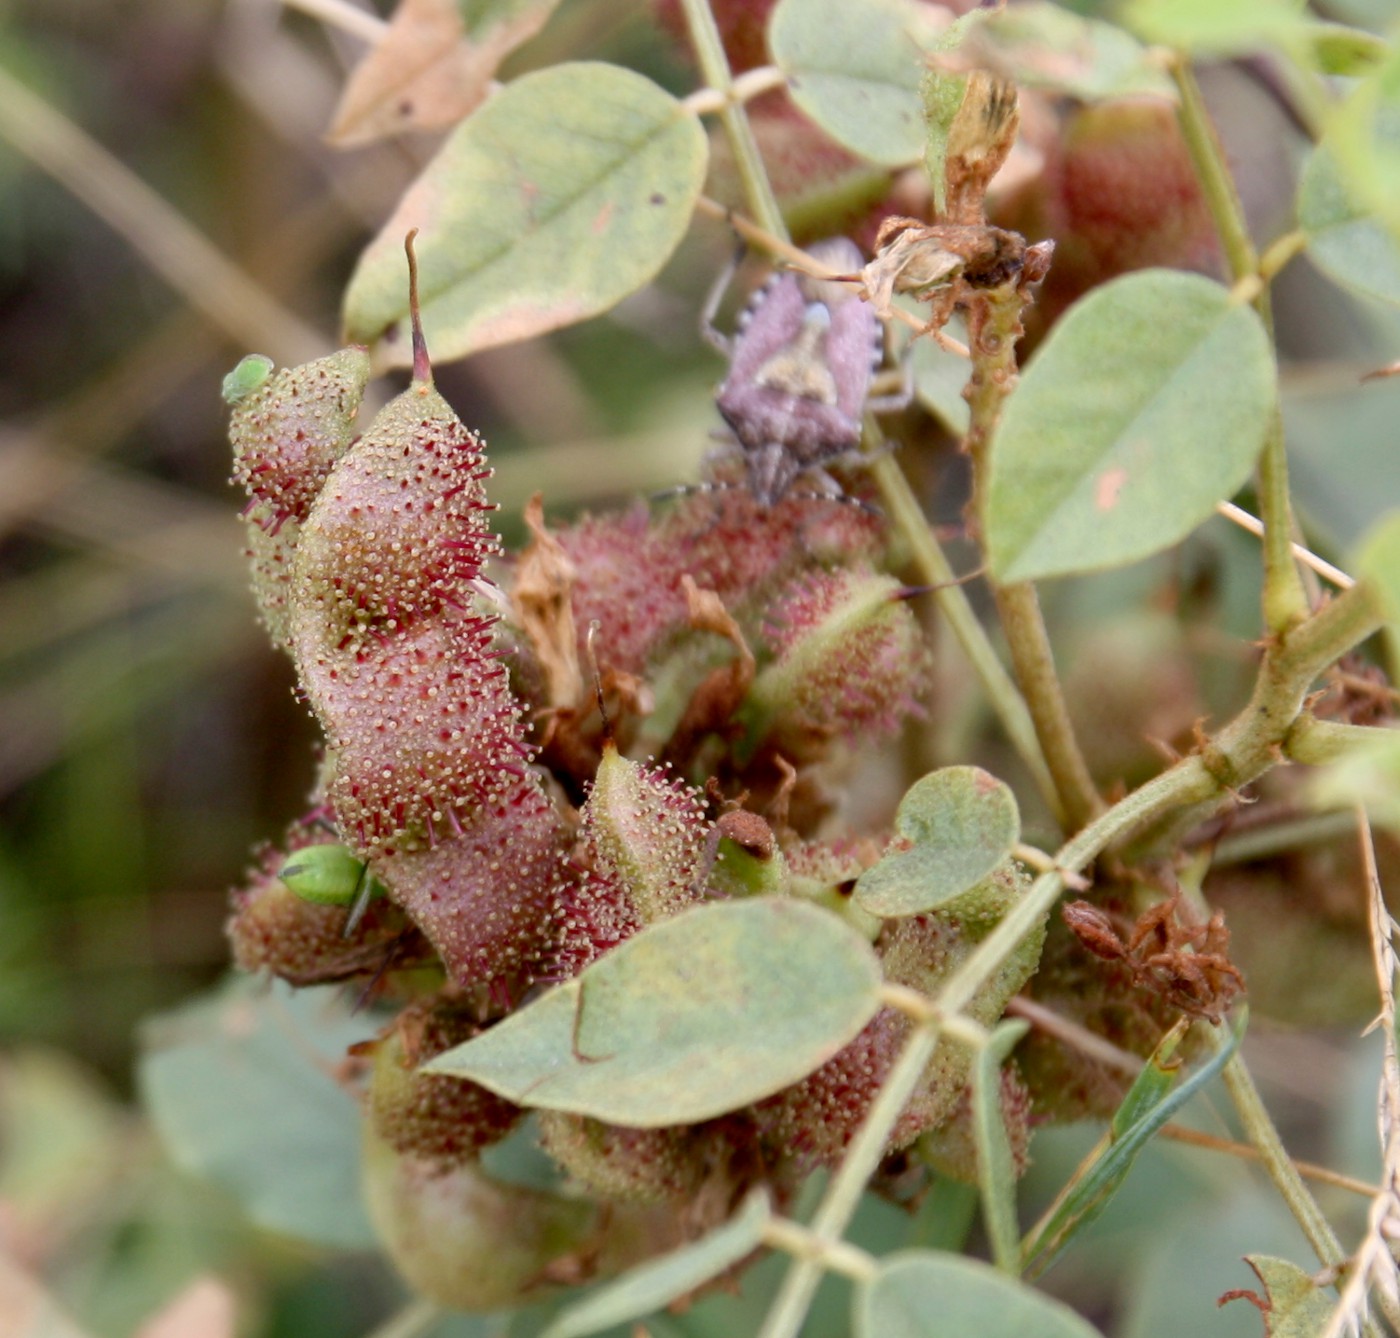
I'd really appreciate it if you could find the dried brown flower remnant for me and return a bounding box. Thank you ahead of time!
[1063,895,1245,1024]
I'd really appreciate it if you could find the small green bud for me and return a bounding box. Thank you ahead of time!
[278,843,383,907]
[221,354,274,405]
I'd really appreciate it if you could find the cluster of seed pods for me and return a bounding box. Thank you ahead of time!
[222,242,1045,1305]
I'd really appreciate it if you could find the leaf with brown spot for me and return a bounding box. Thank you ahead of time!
[985,270,1275,582]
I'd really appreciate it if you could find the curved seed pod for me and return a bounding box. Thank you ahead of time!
[284,236,564,991]
[226,345,371,647]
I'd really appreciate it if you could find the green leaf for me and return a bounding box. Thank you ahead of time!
[1224,1256,1334,1337]
[540,1189,771,1338]
[138,977,378,1249]
[1357,509,1400,636]
[978,3,1173,101]
[854,767,1020,918]
[985,270,1275,583]
[1299,140,1400,307]
[1305,21,1388,76]
[768,0,936,167]
[342,61,707,364]
[1118,0,1309,56]
[972,1019,1030,1274]
[853,1251,1103,1338]
[427,899,883,1126]
[1324,55,1400,236]
[1021,1014,1243,1278]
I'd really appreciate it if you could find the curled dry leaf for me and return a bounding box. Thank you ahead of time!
[1063,895,1246,1025]
[514,493,582,709]
[328,0,561,147]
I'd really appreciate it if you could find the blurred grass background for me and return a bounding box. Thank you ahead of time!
[3,2,1400,1335]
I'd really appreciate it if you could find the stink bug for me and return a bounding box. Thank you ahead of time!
[696,237,899,510]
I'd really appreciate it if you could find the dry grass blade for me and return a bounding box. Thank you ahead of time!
[1320,807,1400,1338]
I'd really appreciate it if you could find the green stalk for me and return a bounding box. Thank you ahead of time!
[1130,581,1385,858]
[1172,57,1308,633]
[1222,1047,1352,1269]
[964,286,1102,832]
[676,0,787,243]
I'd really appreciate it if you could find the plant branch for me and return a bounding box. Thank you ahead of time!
[1132,580,1386,857]
[283,0,387,42]
[761,754,1218,1338]
[1172,56,1308,633]
[676,0,787,243]
[1285,714,1395,767]
[1158,1123,1381,1198]
[964,286,1102,832]
[762,575,1384,1335]
[761,1217,879,1283]
[759,1018,943,1338]
[1220,1050,1355,1276]
[1321,807,1400,1336]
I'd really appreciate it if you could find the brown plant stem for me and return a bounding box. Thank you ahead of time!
[964,286,1103,832]
[1172,56,1309,634]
